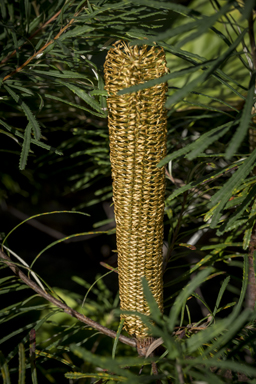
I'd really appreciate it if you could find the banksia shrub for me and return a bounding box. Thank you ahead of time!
[104,41,168,339]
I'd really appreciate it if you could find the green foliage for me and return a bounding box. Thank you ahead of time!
[1,0,256,382]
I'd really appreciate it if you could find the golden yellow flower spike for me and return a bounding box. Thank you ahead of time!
[104,40,168,339]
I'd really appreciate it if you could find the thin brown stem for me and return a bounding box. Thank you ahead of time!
[0,248,136,349]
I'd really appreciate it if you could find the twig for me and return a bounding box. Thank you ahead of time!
[0,248,136,349]
[2,4,86,82]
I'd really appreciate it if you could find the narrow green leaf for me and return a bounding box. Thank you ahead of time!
[177,3,231,48]
[191,292,212,316]
[90,89,108,97]
[168,268,213,331]
[58,81,107,115]
[45,94,106,118]
[0,118,62,154]
[0,321,39,344]
[158,121,234,167]
[118,62,206,95]
[69,345,140,380]
[209,150,256,228]
[129,0,194,15]
[19,122,32,170]
[24,0,30,24]
[213,276,230,317]
[4,85,41,140]
[243,198,256,249]
[0,0,7,18]
[11,31,19,59]
[182,354,256,377]
[226,73,256,159]
[186,123,233,160]
[59,25,94,39]
[164,29,247,109]
[241,0,255,20]
[142,277,162,322]
[65,372,126,381]
[0,351,10,384]
[202,256,249,357]
[18,343,26,384]
[217,183,256,235]
[7,83,35,96]
[112,319,125,359]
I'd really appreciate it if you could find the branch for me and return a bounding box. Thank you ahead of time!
[0,248,136,349]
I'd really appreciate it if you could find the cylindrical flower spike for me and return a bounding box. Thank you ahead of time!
[104,41,168,339]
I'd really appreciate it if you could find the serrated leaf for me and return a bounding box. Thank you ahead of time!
[0,118,62,154]
[226,73,256,160]
[4,85,41,140]
[56,81,107,117]
[19,122,32,170]
[90,89,108,96]
[0,351,10,384]
[31,69,91,80]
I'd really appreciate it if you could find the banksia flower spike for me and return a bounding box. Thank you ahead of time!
[104,41,168,339]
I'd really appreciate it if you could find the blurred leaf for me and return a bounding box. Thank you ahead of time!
[226,73,256,159]
[18,343,26,384]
